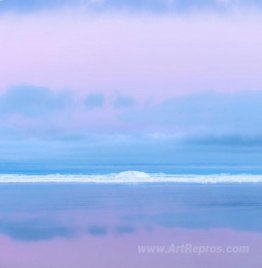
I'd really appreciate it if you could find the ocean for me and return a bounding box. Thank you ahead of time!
[0,172,261,267]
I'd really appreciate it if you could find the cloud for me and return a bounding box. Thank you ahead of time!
[1,86,262,168]
[0,0,261,13]
[1,87,262,143]
[186,135,262,147]
[113,95,136,109]
[84,93,105,110]
[120,91,262,137]
[0,84,71,117]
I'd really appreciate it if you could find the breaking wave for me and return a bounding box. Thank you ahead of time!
[0,171,262,184]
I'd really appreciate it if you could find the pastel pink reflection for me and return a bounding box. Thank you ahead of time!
[0,228,262,268]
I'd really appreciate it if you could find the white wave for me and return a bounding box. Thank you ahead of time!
[0,171,262,184]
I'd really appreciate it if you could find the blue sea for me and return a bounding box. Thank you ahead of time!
[0,166,262,267]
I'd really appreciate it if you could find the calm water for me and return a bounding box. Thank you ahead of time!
[0,183,262,267]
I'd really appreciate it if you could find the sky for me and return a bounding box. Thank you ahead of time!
[0,0,262,171]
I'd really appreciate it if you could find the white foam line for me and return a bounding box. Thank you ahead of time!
[0,171,262,184]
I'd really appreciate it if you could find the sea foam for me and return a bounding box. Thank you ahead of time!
[0,171,262,184]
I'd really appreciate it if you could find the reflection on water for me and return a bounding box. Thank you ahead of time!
[0,183,262,267]
[0,184,262,240]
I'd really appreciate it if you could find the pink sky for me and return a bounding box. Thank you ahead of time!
[0,10,262,101]
[1,6,262,158]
